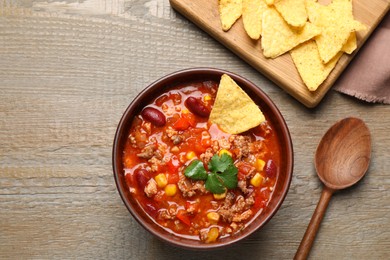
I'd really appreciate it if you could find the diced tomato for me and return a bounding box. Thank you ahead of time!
[201,138,211,148]
[167,156,180,174]
[182,112,196,127]
[237,162,254,176]
[194,142,207,153]
[173,116,190,131]
[176,210,191,226]
[167,173,180,184]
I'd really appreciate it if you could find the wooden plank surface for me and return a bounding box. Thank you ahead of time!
[0,0,389,259]
[170,0,390,107]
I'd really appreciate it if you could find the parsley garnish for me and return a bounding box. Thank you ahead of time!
[184,153,238,194]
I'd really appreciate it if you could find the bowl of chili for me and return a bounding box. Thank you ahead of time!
[113,68,293,249]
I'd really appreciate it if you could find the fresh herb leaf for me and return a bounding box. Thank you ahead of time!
[184,160,207,180]
[205,172,226,194]
[217,164,238,189]
[208,153,233,173]
[184,152,238,194]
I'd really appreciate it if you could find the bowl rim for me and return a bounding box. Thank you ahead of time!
[112,67,293,250]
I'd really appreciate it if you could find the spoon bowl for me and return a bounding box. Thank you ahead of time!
[315,117,371,190]
[295,117,371,260]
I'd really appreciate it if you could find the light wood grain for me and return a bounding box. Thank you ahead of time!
[169,0,390,107]
[1,0,389,259]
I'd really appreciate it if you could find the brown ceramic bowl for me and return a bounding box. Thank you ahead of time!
[113,68,293,250]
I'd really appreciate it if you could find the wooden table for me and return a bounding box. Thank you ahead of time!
[1,1,389,259]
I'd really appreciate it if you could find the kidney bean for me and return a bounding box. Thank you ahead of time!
[141,107,166,127]
[185,97,210,117]
[144,202,158,218]
[265,160,277,178]
[135,168,150,189]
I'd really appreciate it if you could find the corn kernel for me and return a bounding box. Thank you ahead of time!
[165,184,177,196]
[218,149,232,157]
[182,109,189,114]
[154,173,168,188]
[205,227,219,243]
[207,212,220,224]
[250,173,264,187]
[203,94,212,102]
[213,191,227,200]
[254,159,266,172]
[186,151,196,160]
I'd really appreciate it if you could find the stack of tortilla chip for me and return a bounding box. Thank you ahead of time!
[218,0,367,91]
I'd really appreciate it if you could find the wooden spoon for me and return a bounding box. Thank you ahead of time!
[294,117,371,260]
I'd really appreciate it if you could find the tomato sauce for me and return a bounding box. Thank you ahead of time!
[122,80,280,242]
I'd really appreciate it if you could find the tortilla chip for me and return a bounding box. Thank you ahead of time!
[261,8,321,58]
[342,32,357,54]
[219,0,243,31]
[291,40,342,91]
[210,74,265,134]
[265,0,274,5]
[274,0,307,28]
[242,0,269,40]
[306,0,367,63]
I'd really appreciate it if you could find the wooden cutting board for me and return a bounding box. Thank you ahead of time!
[170,0,389,107]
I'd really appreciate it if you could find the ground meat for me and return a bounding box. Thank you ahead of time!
[137,145,156,159]
[245,195,255,208]
[231,195,246,212]
[159,209,175,220]
[218,138,231,150]
[171,135,183,145]
[233,135,251,159]
[238,179,250,194]
[166,127,177,138]
[165,127,184,145]
[224,192,236,205]
[211,140,219,153]
[199,229,209,242]
[148,156,167,172]
[177,176,208,198]
[218,208,234,223]
[144,179,157,197]
[200,148,214,165]
[218,194,255,223]
[153,149,164,160]
[232,209,253,222]
[192,181,208,194]
[177,177,195,197]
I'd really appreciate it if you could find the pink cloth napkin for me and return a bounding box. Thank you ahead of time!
[334,13,390,104]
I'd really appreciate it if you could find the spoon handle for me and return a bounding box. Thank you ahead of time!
[294,186,334,260]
